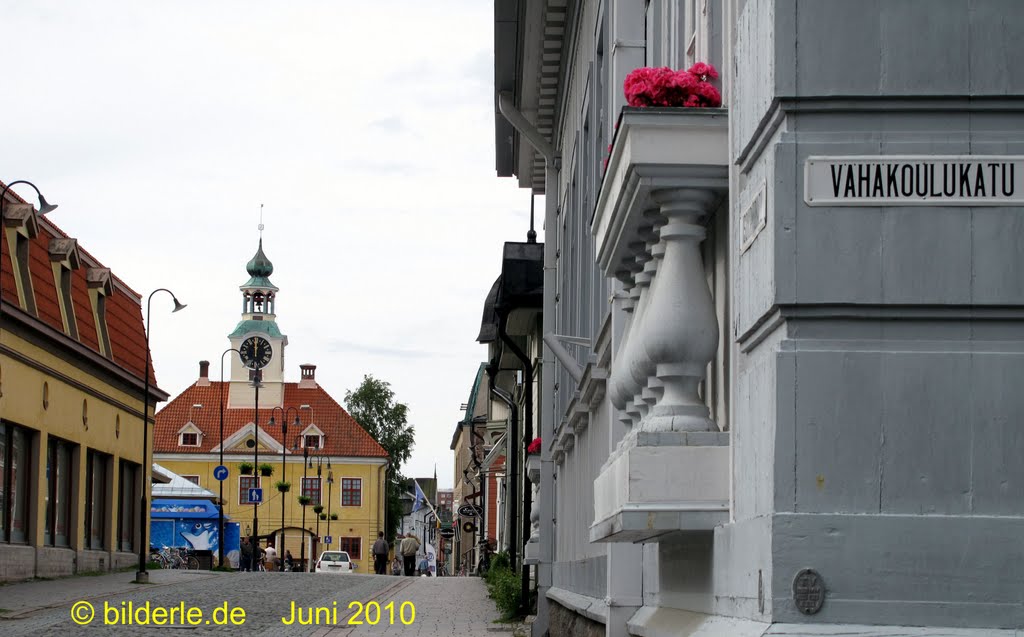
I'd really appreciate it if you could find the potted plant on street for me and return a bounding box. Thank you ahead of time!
[275,480,291,493]
[319,513,327,520]
[258,463,274,477]
[298,495,311,506]
[312,504,324,515]
[330,513,339,521]
[239,462,254,476]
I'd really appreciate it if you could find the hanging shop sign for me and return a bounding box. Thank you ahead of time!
[804,156,1024,206]
[458,504,484,518]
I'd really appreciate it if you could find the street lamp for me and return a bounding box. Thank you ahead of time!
[0,180,56,339]
[326,470,335,544]
[136,288,186,584]
[309,454,331,571]
[268,406,300,566]
[250,369,262,559]
[292,438,309,573]
[217,348,241,568]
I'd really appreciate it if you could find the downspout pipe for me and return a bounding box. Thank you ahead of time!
[489,382,517,558]
[496,313,533,617]
[543,333,584,384]
[486,358,518,565]
[498,86,559,635]
[499,92,555,165]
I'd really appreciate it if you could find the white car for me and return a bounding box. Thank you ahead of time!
[314,551,357,573]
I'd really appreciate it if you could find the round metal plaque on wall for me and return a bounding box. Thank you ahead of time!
[792,568,825,615]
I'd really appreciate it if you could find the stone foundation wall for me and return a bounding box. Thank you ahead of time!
[111,551,137,570]
[549,601,605,637]
[36,546,76,578]
[77,549,113,573]
[0,544,36,582]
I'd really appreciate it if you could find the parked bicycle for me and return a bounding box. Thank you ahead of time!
[151,545,200,570]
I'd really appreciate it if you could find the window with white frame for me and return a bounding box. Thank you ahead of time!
[302,477,321,505]
[181,475,200,485]
[179,432,199,446]
[341,478,361,506]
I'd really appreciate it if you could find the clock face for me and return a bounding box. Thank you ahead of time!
[239,336,273,370]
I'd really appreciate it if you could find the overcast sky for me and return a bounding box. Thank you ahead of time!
[3,1,537,488]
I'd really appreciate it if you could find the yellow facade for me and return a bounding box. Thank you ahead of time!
[155,452,386,569]
[1,324,155,581]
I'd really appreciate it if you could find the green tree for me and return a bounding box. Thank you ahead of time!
[344,374,415,542]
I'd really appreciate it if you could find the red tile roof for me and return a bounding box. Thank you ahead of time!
[153,381,389,459]
[1,181,153,385]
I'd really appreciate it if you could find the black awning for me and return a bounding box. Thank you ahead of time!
[495,241,543,313]
[476,276,501,344]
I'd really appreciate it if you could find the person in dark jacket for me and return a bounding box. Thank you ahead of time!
[239,537,253,572]
[371,532,389,575]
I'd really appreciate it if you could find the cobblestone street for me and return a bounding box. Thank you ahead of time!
[0,572,505,637]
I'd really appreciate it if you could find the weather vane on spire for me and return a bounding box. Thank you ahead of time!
[258,203,265,238]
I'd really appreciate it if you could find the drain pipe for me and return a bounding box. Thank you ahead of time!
[489,384,517,556]
[498,89,558,635]
[497,314,533,616]
[487,360,520,569]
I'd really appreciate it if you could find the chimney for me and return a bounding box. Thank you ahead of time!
[298,364,317,389]
[197,360,211,386]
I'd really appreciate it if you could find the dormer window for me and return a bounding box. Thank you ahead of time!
[177,422,203,447]
[3,203,39,316]
[49,238,81,340]
[87,268,113,358]
[300,424,324,449]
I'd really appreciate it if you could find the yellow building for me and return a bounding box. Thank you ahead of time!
[1,182,164,581]
[153,238,387,571]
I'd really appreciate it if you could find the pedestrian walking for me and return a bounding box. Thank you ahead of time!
[372,532,389,575]
[239,537,253,572]
[264,542,278,571]
[399,533,420,576]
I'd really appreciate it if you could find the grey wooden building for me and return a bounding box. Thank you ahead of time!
[489,1,1024,635]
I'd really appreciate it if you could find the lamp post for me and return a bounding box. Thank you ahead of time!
[136,288,186,584]
[326,470,335,544]
[250,370,262,557]
[268,407,299,566]
[293,438,309,573]
[217,348,241,568]
[309,454,330,571]
[0,180,56,338]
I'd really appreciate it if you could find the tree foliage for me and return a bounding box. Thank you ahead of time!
[344,374,415,542]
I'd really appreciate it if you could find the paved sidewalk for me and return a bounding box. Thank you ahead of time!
[316,576,509,637]
[0,569,218,617]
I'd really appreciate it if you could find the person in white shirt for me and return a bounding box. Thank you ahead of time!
[264,542,278,571]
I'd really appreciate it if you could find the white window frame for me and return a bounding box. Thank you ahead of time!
[340,477,362,507]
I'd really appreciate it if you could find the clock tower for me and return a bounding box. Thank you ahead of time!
[227,238,288,407]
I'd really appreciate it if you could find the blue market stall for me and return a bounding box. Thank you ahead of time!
[150,499,240,568]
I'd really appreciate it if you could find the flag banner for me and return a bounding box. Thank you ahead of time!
[412,479,427,513]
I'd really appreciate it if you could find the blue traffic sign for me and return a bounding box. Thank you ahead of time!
[323,535,332,545]
[213,465,229,481]
[248,488,263,503]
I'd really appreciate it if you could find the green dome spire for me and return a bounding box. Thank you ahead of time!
[246,238,274,278]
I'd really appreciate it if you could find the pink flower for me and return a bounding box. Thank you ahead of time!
[686,62,719,82]
[624,63,721,108]
[527,438,542,454]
